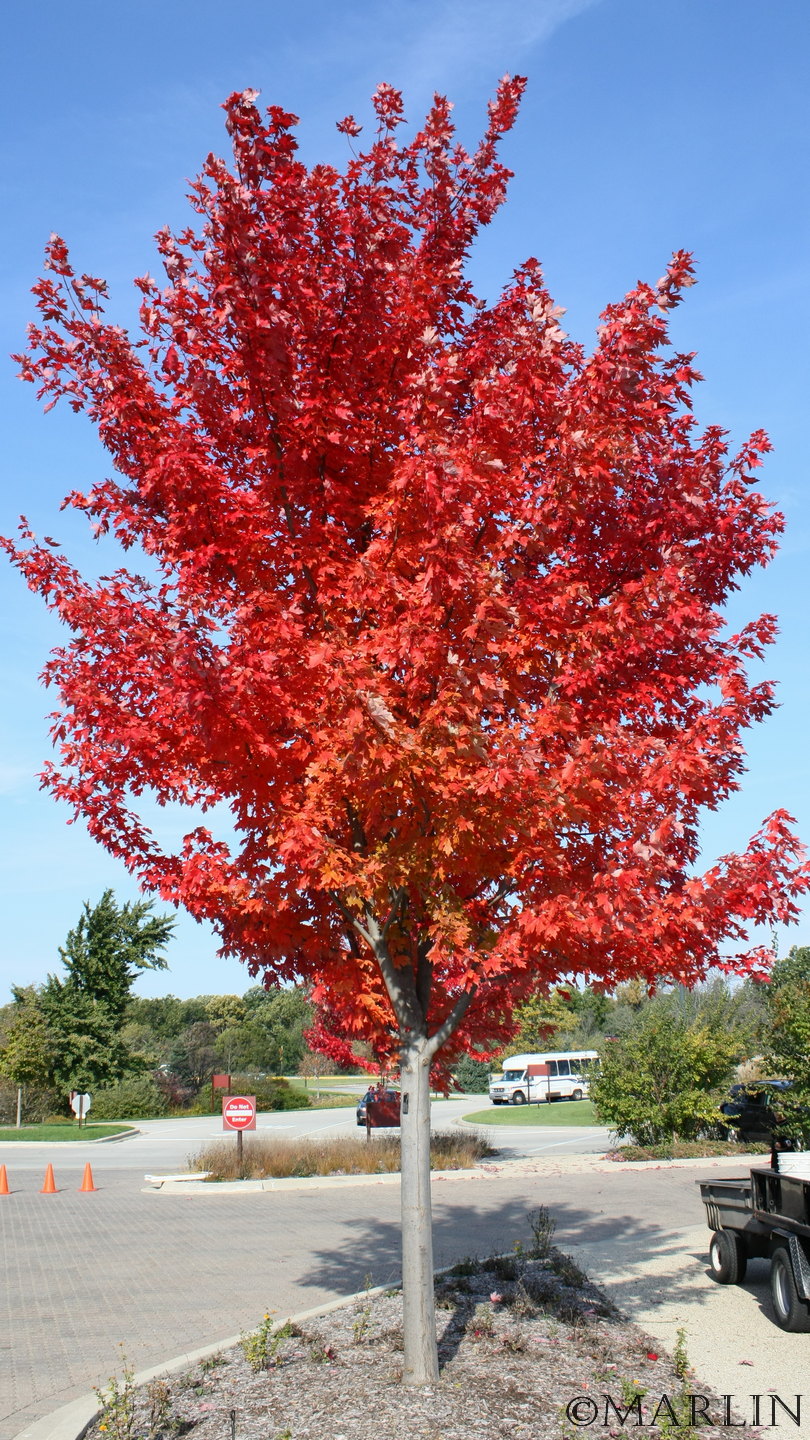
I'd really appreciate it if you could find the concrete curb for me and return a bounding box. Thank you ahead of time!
[141,1148,765,1195]
[142,1171,405,1193]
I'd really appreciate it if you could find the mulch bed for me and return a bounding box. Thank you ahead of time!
[89,1246,762,1439]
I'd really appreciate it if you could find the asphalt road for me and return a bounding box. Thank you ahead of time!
[0,1096,614,1175]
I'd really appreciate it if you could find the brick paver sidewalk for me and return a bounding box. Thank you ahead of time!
[1,1161,562,1439]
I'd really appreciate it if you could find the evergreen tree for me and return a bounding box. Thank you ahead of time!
[453,1055,493,1093]
[1,891,175,1098]
[54,888,174,1023]
[38,984,132,1093]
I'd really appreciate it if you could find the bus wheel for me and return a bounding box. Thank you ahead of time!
[571,1089,583,1101]
[511,1091,526,1106]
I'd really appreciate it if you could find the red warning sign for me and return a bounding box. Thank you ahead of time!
[222,1095,257,1131]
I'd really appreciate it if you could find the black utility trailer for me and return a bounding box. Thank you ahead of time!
[700,1166,810,1332]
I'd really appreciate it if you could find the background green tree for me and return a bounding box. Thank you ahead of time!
[203,994,247,1032]
[508,990,577,1052]
[127,994,188,1039]
[766,944,810,995]
[54,889,174,1023]
[763,946,810,1141]
[1,891,175,1104]
[452,1054,493,1093]
[0,986,56,1123]
[0,986,52,1089]
[167,1021,219,1090]
[508,985,617,1055]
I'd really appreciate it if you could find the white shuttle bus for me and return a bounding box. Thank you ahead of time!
[489,1050,599,1106]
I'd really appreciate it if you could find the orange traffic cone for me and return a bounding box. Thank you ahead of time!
[79,1163,96,1193]
[0,1165,9,1194]
[40,1163,57,1194]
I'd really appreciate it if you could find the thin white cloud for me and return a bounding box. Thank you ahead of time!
[0,762,39,796]
[388,0,604,93]
[264,0,606,130]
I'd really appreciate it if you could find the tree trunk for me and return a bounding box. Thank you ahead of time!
[399,1035,439,1385]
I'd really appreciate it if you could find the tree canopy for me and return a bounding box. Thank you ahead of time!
[0,986,52,1091]
[5,77,808,1381]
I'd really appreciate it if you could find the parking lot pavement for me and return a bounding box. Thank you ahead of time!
[2,1155,804,1440]
[0,1167,387,1439]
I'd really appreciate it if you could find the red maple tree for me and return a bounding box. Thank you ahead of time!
[6,79,808,1381]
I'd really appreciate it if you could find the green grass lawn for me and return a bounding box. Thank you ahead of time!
[462,1099,599,1127]
[0,1123,135,1142]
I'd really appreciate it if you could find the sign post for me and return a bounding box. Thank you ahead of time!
[70,1092,93,1127]
[222,1094,257,1175]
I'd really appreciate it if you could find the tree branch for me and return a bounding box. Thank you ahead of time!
[343,798,368,853]
[425,985,477,1059]
[362,903,424,1037]
[416,937,432,1018]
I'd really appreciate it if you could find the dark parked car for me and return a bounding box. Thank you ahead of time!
[719,1080,794,1144]
[356,1087,400,1127]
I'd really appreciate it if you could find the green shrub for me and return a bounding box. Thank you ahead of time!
[590,1000,741,1146]
[91,1074,169,1120]
[184,1075,303,1115]
[251,1077,302,1110]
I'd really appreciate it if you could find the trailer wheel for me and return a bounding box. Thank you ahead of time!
[708,1229,747,1284]
[770,1247,810,1332]
[511,1091,526,1106]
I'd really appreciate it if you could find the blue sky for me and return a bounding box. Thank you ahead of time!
[1,0,808,1002]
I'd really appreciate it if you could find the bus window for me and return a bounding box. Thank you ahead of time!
[556,1060,570,1076]
[546,1061,558,1076]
